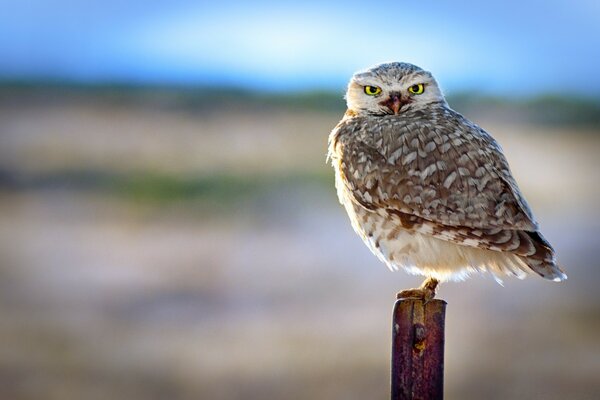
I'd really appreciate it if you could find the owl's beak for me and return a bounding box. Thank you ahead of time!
[381,93,404,115]
[389,95,402,114]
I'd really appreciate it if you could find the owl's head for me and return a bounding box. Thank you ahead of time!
[345,62,446,116]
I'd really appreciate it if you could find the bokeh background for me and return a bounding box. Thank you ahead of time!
[1,1,599,399]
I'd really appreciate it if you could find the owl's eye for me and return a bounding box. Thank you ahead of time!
[408,84,425,95]
[364,86,382,96]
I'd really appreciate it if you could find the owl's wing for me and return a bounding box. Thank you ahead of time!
[332,111,538,230]
[330,112,563,280]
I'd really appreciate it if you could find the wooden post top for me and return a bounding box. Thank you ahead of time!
[391,298,446,400]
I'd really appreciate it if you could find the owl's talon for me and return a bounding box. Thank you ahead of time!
[397,288,427,300]
[397,278,439,302]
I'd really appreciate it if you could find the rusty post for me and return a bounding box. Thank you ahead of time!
[391,297,446,400]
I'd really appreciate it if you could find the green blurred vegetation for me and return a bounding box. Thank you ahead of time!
[0,81,346,113]
[114,171,332,205]
[0,168,333,205]
[450,93,600,127]
[2,82,600,127]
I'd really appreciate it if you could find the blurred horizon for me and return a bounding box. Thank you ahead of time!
[3,82,600,129]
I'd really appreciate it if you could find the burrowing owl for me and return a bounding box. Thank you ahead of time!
[328,62,566,299]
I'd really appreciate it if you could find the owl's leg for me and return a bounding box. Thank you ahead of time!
[397,277,439,301]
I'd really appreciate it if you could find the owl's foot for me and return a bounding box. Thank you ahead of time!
[397,277,439,302]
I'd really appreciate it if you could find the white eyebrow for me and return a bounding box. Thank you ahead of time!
[402,71,432,83]
[352,75,374,84]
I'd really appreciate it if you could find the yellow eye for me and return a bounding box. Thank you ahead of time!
[408,84,425,95]
[364,85,382,96]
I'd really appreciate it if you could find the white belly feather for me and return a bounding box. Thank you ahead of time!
[338,186,530,283]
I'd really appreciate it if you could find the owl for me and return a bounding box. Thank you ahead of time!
[327,62,566,300]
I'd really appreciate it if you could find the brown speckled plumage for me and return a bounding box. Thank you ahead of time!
[328,62,566,284]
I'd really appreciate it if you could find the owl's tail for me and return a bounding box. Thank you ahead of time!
[518,231,567,282]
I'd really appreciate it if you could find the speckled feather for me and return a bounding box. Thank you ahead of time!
[328,63,566,282]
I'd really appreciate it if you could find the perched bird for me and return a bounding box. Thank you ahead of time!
[328,62,566,300]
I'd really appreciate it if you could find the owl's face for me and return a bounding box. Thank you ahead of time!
[345,62,446,116]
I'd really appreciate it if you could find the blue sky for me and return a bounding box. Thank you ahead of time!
[1,0,599,95]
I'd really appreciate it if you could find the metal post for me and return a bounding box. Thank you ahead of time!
[391,297,446,400]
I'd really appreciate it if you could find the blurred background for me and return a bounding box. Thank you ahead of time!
[1,1,599,399]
